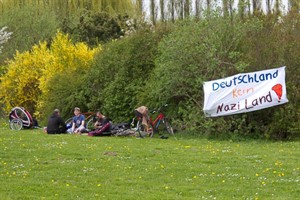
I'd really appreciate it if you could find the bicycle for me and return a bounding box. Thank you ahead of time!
[65,111,97,131]
[133,104,175,138]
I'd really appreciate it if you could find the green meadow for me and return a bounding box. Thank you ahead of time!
[0,122,299,199]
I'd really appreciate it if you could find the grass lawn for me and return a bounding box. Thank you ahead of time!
[0,121,299,199]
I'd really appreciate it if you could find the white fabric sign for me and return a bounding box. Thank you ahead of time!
[203,66,288,117]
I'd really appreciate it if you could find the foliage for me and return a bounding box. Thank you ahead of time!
[0,4,59,64]
[0,32,99,121]
[135,14,300,140]
[84,27,169,122]
[62,10,148,47]
[0,0,137,64]
[142,16,254,133]
[37,32,100,120]
[0,44,49,114]
[69,11,125,46]
[237,13,300,139]
[40,68,90,121]
[0,127,299,199]
[0,1,300,140]
[0,0,137,18]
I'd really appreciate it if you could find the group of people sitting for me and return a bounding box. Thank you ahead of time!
[45,107,111,136]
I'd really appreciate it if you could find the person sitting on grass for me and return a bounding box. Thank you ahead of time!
[88,111,111,136]
[46,109,67,134]
[68,107,87,134]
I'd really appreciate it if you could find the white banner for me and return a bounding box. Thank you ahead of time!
[203,66,288,117]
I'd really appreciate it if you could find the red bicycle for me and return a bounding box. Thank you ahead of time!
[134,104,174,138]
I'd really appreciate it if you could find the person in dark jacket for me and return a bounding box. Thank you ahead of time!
[46,109,67,134]
[88,111,111,136]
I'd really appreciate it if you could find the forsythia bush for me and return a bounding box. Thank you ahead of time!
[0,31,100,118]
[37,32,99,117]
[0,43,50,113]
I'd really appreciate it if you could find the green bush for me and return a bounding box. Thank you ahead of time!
[142,14,300,140]
[1,4,299,140]
[84,27,169,122]
[239,13,300,139]
[142,16,255,135]
[39,68,90,124]
[68,11,125,46]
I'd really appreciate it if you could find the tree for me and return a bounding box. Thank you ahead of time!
[176,0,184,19]
[169,0,176,22]
[184,0,191,18]
[274,0,281,15]
[195,0,202,19]
[221,0,234,19]
[0,4,59,64]
[66,11,136,46]
[266,0,272,14]
[206,0,212,16]
[150,0,157,24]
[0,0,137,18]
[160,0,166,22]
[238,0,247,18]
[252,0,262,14]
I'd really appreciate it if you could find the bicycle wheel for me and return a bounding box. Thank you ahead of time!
[164,119,174,136]
[136,120,153,138]
[86,117,97,131]
[9,118,23,130]
[147,122,154,138]
[65,117,73,125]
[136,120,145,138]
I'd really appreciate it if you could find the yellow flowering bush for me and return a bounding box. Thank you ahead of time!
[0,31,100,119]
[0,43,50,113]
[37,32,99,117]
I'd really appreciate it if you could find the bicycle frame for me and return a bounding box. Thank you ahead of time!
[148,112,165,132]
[134,104,174,138]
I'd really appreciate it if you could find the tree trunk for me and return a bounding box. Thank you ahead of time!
[160,0,165,22]
[176,0,184,20]
[266,0,271,14]
[195,0,202,19]
[150,0,156,25]
[252,0,262,13]
[184,0,190,18]
[169,0,176,22]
